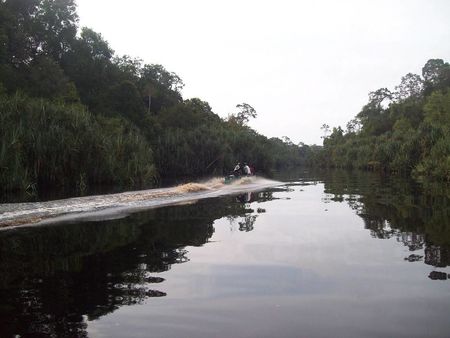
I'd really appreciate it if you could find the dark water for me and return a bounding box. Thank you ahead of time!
[1,170,449,338]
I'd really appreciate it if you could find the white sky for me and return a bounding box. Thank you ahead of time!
[76,0,450,145]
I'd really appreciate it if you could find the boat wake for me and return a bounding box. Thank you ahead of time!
[0,177,281,229]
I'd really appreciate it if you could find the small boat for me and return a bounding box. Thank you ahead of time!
[223,174,255,185]
[223,174,241,184]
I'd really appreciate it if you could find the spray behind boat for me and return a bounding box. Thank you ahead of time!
[0,176,280,228]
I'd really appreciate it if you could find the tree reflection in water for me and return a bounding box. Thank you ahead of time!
[0,195,257,338]
[310,169,450,279]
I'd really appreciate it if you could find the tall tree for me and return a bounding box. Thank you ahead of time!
[422,59,450,94]
[139,64,184,113]
[394,73,423,102]
[61,27,114,110]
[228,103,257,126]
[33,0,78,60]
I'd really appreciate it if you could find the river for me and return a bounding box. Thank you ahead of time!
[0,170,449,337]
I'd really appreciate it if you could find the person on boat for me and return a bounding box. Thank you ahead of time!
[233,162,242,176]
[243,163,251,176]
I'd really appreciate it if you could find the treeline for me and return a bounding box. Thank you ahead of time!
[308,59,450,180]
[0,0,304,194]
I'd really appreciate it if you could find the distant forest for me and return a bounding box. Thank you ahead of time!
[0,0,306,194]
[1,1,449,197]
[309,58,450,180]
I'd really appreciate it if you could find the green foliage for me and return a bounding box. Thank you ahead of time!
[311,59,450,181]
[105,80,144,121]
[26,55,79,101]
[33,0,78,60]
[413,91,450,180]
[422,59,450,94]
[0,94,156,193]
[138,63,184,113]
[228,102,257,126]
[147,98,303,178]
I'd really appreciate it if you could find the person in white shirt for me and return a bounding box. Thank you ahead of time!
[243,163,251,176]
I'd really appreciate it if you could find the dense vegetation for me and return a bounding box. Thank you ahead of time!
[309,59,450,180]
[0,0,305,195]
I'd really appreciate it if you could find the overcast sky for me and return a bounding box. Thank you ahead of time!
[76,0,450,145]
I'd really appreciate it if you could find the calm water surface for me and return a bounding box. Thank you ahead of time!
[1,170,449,338]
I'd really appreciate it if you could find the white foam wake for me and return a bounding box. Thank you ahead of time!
[0,177,281,229]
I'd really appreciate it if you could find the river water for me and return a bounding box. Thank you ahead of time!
[0,170,449,338]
